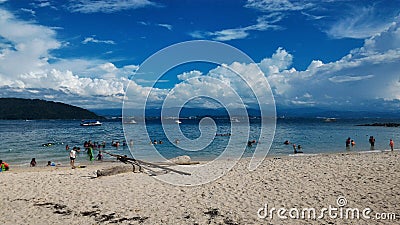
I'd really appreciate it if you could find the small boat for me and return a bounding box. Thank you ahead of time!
[80,120,102,126]
[230,117,240,123]
[324,118,337,122]
[123,119,137,124]
[175,120,182,124]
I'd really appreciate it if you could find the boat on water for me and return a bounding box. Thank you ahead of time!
[230,117,240,123]
[324,118,337,122]
[80,120,102,126]
[175,120,182,124]
[123,118,137,124]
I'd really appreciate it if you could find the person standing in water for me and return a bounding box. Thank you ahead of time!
[369,136,375,149]
[87,147,94,161]
[389,139,394,151]
[346,137,351,148]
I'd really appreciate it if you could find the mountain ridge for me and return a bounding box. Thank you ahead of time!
[0,98,103,120]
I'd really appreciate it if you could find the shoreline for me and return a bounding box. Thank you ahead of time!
[5,148,399,170]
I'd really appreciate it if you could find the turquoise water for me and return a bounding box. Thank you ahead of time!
[0,118,399,166]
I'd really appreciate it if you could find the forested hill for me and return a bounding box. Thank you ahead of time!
[0,98,104,120]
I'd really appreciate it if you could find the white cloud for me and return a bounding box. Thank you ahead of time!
[179,21,400,110]
[138,21,173,31]
[20,8,36,16]
[326,6,397,39]
[157,23,172,31]
[68,0,158,13]
[328,75,374,83]
[177,70,202,81]
[245,0,399,40]
[1,3,400,111]
[82,36,115,44]
[263,22,400,109]
[0,7,139,108]
[245,0,314,12]
[190,14,283,41]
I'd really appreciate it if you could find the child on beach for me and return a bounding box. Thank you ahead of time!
[69,148,76,169]
[97,151,103,161]
[30,158,37,167]
[0,160,9,171]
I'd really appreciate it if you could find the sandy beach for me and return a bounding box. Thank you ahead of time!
[0,151,399,225]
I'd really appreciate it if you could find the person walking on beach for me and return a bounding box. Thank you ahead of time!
[389,139,394,151]
[69,148,76,169]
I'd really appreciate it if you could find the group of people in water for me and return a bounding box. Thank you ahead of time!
[68,139,136,168]
[29,158,55,167]
[283,140,304,154]
[347,136,395,151]
[281,135,397,155]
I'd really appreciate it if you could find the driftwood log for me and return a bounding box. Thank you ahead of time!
[99,150,191,176]
[169,155,200,165]
[96,164,142,177]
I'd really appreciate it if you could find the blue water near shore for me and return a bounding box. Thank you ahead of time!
[0,117,399,166]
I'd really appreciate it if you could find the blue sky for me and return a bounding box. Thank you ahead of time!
[0,0,399,112]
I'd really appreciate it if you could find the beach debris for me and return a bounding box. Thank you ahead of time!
[169,155,199,165]
[34,202,72,215]
[96,164,141,177]
[33,200,149,223]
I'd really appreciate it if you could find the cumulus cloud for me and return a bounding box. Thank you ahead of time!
[0,7,138,108]
[1,2,399,112]
[68,0,158,13]
[262,22,400,109]
[171,21,400,110]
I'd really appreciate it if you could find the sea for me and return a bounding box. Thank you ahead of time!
[0,117,399,166]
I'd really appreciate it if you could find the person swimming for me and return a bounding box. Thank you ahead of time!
[293,144,303,154]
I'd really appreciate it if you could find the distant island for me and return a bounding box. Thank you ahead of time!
[0,98,104,120]
[356,123,400,127]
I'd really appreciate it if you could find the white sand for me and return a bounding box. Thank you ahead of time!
[0,151,399,224]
